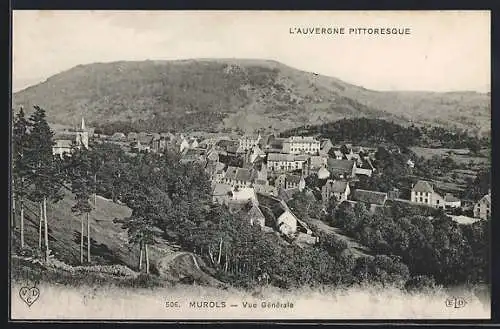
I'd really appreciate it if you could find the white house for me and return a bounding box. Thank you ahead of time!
[179,138,190,153]
[355,167,373,177]
[321,180,350,203]
[410,180,445,209]
[239,134,261,150]
[267,153,308,173]
[232,187,257,203]
[444,193,461,209]
[282,136,320,155]
[474,191,491,220]
[317,166,331,180]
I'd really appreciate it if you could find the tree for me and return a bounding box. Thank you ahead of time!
[12,107,31,248]
[66,144,94,264]
[25,106,63,261]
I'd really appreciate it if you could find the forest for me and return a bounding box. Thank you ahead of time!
[280,118,490,151]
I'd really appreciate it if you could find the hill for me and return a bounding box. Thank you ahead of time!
[12,190,175,269]
[13,59,490,134]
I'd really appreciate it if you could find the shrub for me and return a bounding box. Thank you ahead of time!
[404,275,437,294]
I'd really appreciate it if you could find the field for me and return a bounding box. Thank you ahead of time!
[10,279,490,320]
[410,147,490,166]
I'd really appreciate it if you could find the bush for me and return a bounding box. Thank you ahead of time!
[404,275,437,294]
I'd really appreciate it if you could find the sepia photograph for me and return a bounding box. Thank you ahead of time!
[10,10,491,320]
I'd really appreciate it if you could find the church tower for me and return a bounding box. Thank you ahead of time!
[76,117,89,149]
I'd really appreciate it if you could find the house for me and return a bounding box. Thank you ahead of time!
[351,189,388,210]
[222,166,258,188]
[254,183,277,196]
[474,191,491,220]
[239,200,266,227]
[180,148,206,163]
[232,187,257,203]
[239,134,261,150]
[319,139,334,156]
[444,193,461,209]
[275,174,304,191]
[52,138,74,157]
[52,118,89,157]
[282,136,320,155]
[317,166,331,180]
[326,159,357,179]
[407,159,415,168]
[256,193,312,236]
[127,132,138,142]
[179,138,190,153]
[304,155,328,174]
[249,145,266,163]
[332,150,344,160]
[132,140,151,152]
[212,183,233,205]
[388,188,400,200]
[267,153,308,173]
[321,180,350,203]
[256,165,268,183]
[354,166,373,177]
[266,137,286,153]
[138,134,154,148]
[111,132,126,141]
[205,161,226,182]
[410,180,445,209]
[151,137,167,153]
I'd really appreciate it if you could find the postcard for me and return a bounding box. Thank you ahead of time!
[10,10,491,320]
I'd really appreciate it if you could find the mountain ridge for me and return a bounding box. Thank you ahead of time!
[13,59,490,135]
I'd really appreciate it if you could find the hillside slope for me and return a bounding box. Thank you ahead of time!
[12,190,175,270]
[13,59,490,134]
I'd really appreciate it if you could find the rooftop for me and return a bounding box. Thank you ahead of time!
[352,189,388,205]
[327,159,356,172]
[287,136,319,143]
[412,180,434,193]
[268,153,309,162]
[444,193,461,203]
[323,180,349,193]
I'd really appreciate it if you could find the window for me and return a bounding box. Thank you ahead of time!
[425,199,428,203]
[436,200,439,204]
[420,197,423,202]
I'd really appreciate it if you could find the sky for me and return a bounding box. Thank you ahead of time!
[12,10,491,93]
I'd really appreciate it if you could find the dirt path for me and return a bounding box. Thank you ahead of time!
[156,251,227,288]
[305,217,372,258]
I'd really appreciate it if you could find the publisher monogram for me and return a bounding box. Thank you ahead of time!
[445,297,467,309]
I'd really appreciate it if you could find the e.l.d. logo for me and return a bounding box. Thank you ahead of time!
[445,296,467,309]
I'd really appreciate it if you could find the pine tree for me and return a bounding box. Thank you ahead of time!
[25,106,64,261]
[66,143,94,264]
[12,107,32,249]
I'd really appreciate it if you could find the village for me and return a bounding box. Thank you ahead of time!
[51,118,492,248]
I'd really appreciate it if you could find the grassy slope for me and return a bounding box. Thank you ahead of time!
[13,59,490,134]
[13,190,174,269]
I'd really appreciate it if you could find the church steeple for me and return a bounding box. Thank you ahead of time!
[81,117,86,131]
